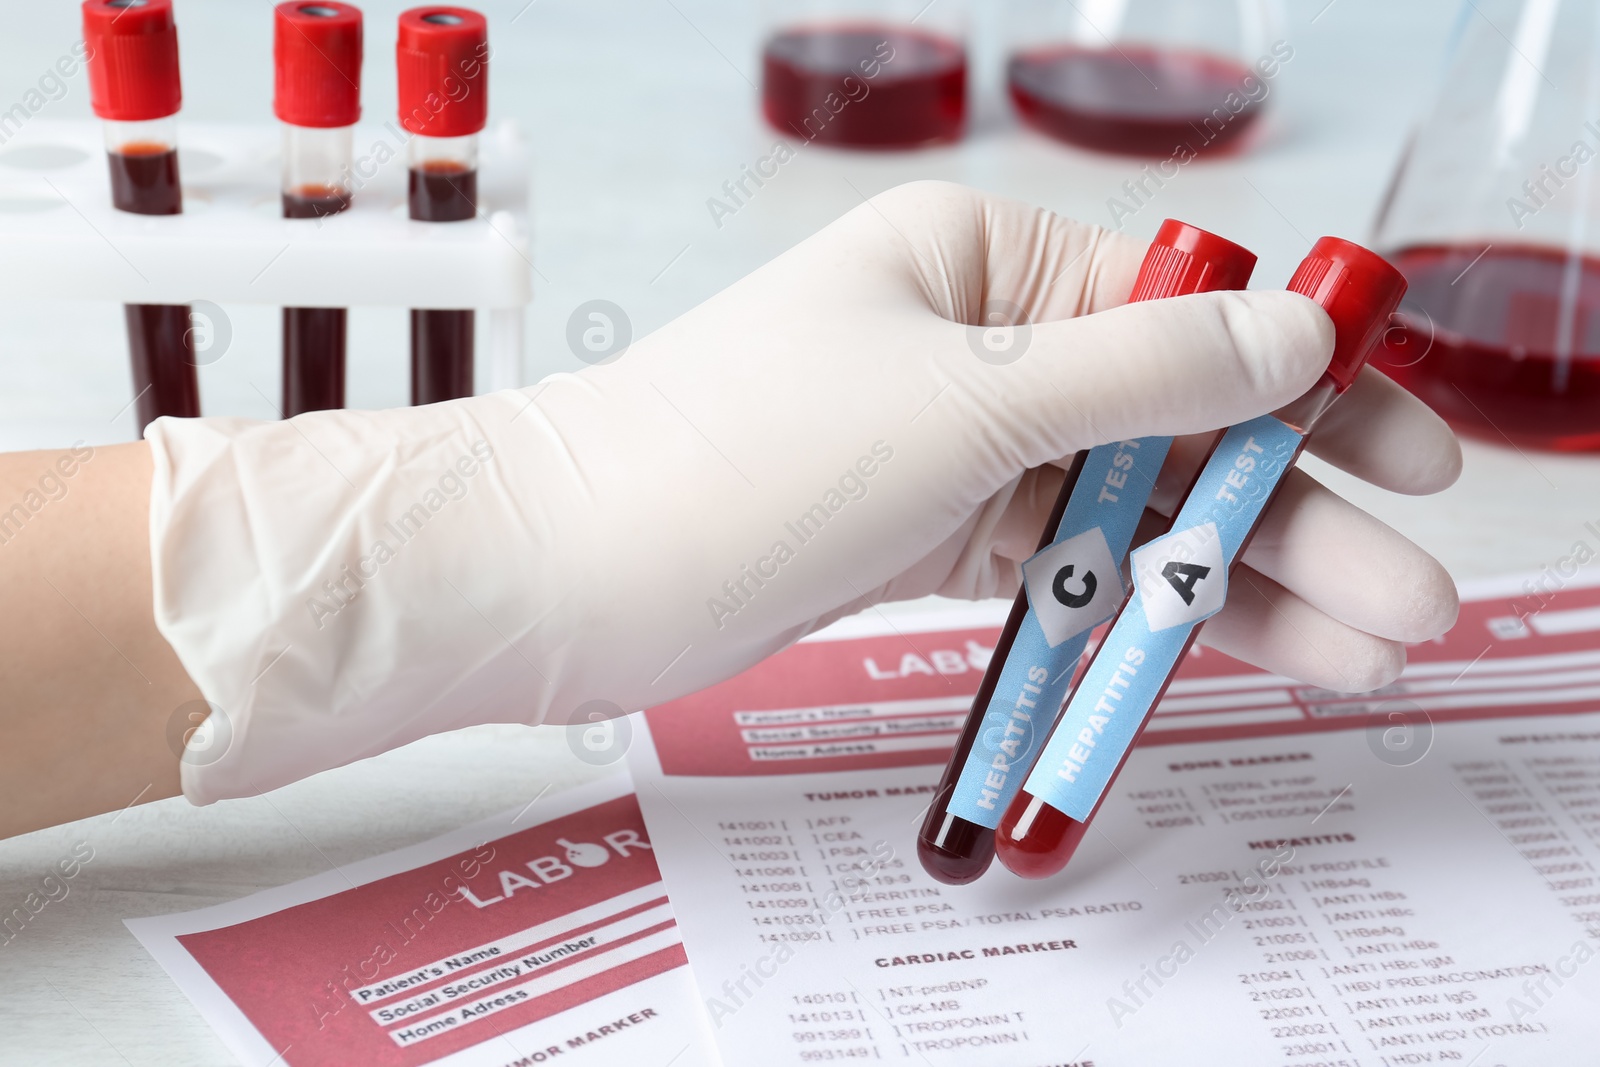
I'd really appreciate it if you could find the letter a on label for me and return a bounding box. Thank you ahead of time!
[1131,522,1227,631]
[1161,561,1211,605]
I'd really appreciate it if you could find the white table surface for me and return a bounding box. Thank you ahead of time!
[4,1,1594,1064]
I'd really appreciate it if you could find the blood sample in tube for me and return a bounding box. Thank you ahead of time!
[276,1,364,417]
[107,144,182,216]
[994,238,1408,881]
[281,185,352,219]
[408,163,477,223]
[917,221,1258,885]
[398,6,487,406]
[83,0,198,430]
[917,458,1082,886]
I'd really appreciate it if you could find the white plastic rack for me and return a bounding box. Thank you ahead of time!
[0,117,533,393]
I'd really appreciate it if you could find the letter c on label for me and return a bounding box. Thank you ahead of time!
[1053,565,1097,609]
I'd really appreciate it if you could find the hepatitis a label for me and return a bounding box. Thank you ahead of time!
[1132,522,1227,632]
[1023,415,1304,822]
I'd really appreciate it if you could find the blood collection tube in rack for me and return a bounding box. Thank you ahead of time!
[916,221,1257,885]
[82,0,198,431]
[275,2,363,416]
[397,6,488,405]
[993,237,1408,880]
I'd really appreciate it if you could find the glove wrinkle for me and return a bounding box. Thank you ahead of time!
[502,377,598,506]
[1070,225,1114,319]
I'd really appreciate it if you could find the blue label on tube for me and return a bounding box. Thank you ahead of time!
[946,436,1173,828]
[1022,415,1304,822]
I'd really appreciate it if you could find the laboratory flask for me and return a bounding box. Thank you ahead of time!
[1373,0,1600,450]
[1005,0,1283,156]
[760,0,968,148]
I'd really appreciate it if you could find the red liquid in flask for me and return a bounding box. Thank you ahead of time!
[762,24,966,148]
[1378,244,1600,451]
[410,161,477,405]
[109,143,197,426]
[1008,45,1261,156]
[282,184,352,416]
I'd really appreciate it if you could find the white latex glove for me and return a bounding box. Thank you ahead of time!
[148,182,1461,805]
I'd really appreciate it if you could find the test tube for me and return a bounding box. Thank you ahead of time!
[397,6,488,405]
[993,238,1408,880]
[275,2,363,417]
[917,222,1257,885]
[82,0,198,432]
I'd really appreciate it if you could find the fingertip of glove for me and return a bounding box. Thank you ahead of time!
[1344,638,1408,694]
[1420,420,1465,494]
[1398,559,1461,645]
[1397,422,1464,497]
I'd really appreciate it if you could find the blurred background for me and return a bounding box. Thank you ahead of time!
[10,0,1588,589]
[6,1,1541,563]
[0,0,1460,412]
[14,1,1594,585]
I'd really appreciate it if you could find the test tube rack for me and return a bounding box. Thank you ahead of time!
[0,118,532,397]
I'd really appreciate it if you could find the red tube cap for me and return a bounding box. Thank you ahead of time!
[275,3,364,128]
[1127,219,1257,303]
[1288,238,1408,392]
[397,6,488,137]
[83,0,182,122]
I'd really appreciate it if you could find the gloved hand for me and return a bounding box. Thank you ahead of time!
[148,181,1460,804]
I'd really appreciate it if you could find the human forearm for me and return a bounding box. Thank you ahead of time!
[0,441,194,838]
